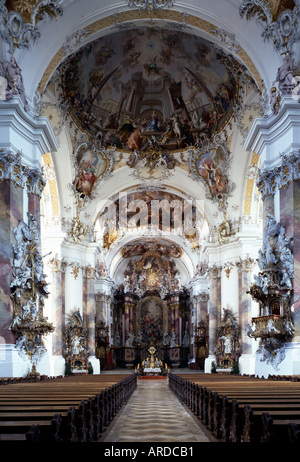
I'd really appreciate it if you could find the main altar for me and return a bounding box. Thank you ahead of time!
[95,240,207,371]
[135,346,169,377]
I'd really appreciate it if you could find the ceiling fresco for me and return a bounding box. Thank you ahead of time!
[121,239,182,259]
[96,189,206,250]
[59,28,250,152]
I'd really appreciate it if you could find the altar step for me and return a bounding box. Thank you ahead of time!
[100,378,213,442]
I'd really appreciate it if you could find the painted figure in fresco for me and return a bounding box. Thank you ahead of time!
[74,149,106,196]
[197,155,228,196]
[161,122,175,144]
[60,29,240,150]
[146,110,160,132]
[143,56,161,78]
[103,113,118,129]
[126,149,139,167]
[103,131,123,148]
[171,115,181,138]
[95,40,115,66]
[127,125,141,150]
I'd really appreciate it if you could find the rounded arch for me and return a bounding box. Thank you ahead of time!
[108,234,196,287]
[92,181,210,249]
[14,2,280,106]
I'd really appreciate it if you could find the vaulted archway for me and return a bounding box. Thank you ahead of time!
[2,0,299,379]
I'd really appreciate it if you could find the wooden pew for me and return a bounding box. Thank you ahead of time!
[169,373,300,443]
[261,412,300,442]
[288,422,300,442]
[0,374,137,442]
[242,406,300,442]
[213,393,300,441]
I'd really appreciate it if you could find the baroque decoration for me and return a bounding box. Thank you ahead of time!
[0,56,29,111]
[58,28,243,145]
[10,214,54,377]
[71,135,114,200]
[54,26,259,208]
[64,310,89,372]
[215,214,241,244]
[188,138,235,209]
[246,215,294,369]
[0,151,46,196]
[67,216,89,245]
[97,189,203,250]
[122,241,182,299]
[215,308,240,370]
[239,0,300,54]
[5,0,300,381]
[257,152,300,200]
[127,0,174,11]
[0,0,63,53]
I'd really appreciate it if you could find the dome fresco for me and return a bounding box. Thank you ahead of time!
[60,28,246,152]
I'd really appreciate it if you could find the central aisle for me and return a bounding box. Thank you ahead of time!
[100,378,213,443]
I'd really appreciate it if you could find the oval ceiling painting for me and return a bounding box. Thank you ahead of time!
[61,29,240,151]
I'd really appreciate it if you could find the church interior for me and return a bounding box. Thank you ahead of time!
[1,0,300,444]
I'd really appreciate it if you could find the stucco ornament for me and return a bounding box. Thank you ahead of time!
[10,214,54,377]
[246,215,294,369]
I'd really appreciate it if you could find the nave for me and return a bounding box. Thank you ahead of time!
[3,369,300,444]
[100,373,213,443]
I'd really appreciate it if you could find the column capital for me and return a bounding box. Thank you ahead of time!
[236,255,256,273]
[207,264,222,279]
[84,264,97,279]
[0,150,46,197]
[48,254,68,273]
[95,292,112,303]
[193,292,209,303]
[256,152,300,200]
[244,96,300,168]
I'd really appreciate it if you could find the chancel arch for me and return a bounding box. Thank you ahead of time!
[2,0,300,382]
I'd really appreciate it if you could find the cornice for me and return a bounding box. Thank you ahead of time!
[0,97,58,166]
[244,96,300,168]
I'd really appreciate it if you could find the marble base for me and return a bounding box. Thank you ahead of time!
[88,355,101,375]
[205,354,256,375]
[0,346,55,378]
[48,355,66,377]
[0,348,101,377]
[239,354,256,376]
[0,344,31,377]
[38,355,100,377]
[204,355,216,373]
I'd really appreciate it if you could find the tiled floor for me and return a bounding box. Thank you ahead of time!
[100,378,213,443]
